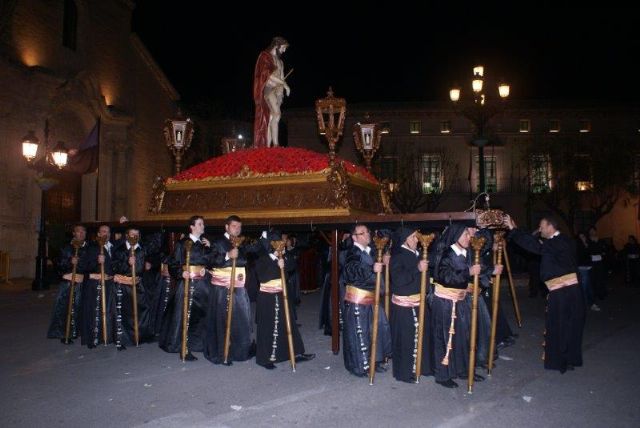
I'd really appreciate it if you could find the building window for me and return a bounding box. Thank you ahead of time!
[380,121,392,135]
[549,119,561,133]
[530,154,552,193]
[62,0,78,51]
[574,154,592,191]
[376,156,398,182]
[579,119,591,133]
[420,154,441,194]
[409,121,421,135]
[519,119,530,133]
[440,120,451,134]
[476,155,497,192]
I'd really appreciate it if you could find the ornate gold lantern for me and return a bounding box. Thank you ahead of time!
[315,87,346,165]
[352,115,382,171]
[163,111,194,174]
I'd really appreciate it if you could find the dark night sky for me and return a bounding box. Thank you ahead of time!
[131,3,639,118]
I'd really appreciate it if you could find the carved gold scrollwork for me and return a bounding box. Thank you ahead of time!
[475,209,507,229]
[148,176,166,214]
[327,162,350,209]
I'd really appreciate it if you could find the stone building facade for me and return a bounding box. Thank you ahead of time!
[0,0,178,277]
[285,100,640,249]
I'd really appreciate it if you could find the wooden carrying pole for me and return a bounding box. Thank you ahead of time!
[502,240,522,327]
[487,231,505,375]
[97,236,108,345]
[414,232,435,383]
[467,236,486,394]
[180,240,193,361]
[127,235,140,346]
[369,235,389,385]
[272,240,296,372]
[63,240,82,344]
[223,236,245,364]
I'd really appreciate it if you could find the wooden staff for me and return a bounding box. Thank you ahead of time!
[180,240,193,362]
[488,231,505,375]
[468,236,486,394]
[414,232,435,383]
[96,236,108,345]
[384,248,391,320]
[223,235,245,364]
[63,240,83,344]
[369,235,389,385]
[272,240,296,372]
[127,235,140,346]
[502,240,522,327]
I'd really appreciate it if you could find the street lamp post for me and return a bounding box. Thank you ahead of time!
[450,66,509,193]
[163,111,194,174]
[22,120,69,291]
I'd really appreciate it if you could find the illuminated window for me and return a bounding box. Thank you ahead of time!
[549,119,561,133]
[475,155,497,192]
[409,121,421,135]
[519,119,530,133]
[380,121,392,135]
[574,154,592,191]
[420,155,441,194]
[63,0,78,51]
[530,154,552,193]
[579,119,591,133]
[440,120,451,134]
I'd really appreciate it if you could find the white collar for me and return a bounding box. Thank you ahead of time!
[224,232,230,240]
[551,231,560,238]
[354,242,370,254]
[126,241,141,250]
[401,244,419,256]
[269,253,279,261]
[104,241,112,248]
[189,233,201,243]
[451,243,467,257]
[72,240,86,247]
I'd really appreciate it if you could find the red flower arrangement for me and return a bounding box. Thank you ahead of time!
[169,147,379,184]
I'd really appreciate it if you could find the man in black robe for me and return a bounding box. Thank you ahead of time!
[427,223,483,388]
[47,224,91,343]
[81,224,118,348]
[111,226,160,350]
[340,224,392,378]
[389,227,428,383]
[204,215,262,365]
[254,231,315,369]
[506,214,585,373]
[159,216,214,360]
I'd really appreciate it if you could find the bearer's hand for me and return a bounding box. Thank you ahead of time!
[201,237,211,248]
[504,214,516,230]
[145,262,152,271]
[97,255,105,265]
[71,256,78,266]
[469,264,481,276]
[128,256,136,267]
[182,271,190,280]
[277,258,285,269]
[373,262,383,273]
[228,248,239,259]
[493,264,504,276]
[383,254,391,266]
[418,260,428,273]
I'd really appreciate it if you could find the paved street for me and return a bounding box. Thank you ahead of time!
[1,276,638,428]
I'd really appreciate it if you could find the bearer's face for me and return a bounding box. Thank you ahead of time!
[457,229,471,249]
[404,232,418,250]
[73,226,86,241]
[98,225,110,240]
[538,220,554,239]
[127,229,140,241]
[191,218,205,236]
[226,220,242,237]
[352,226,371,246]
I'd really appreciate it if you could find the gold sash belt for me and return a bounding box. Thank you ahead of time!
[344,285,374,305]
[433,283,467,302]
[260,278,283,294]
[113,274,140,286]
[210,266,246,288]
[63,273,84,282]
[183,265,206,279]
[392,293,421,308]
[89,273,113,281]
[544,272,578,291]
